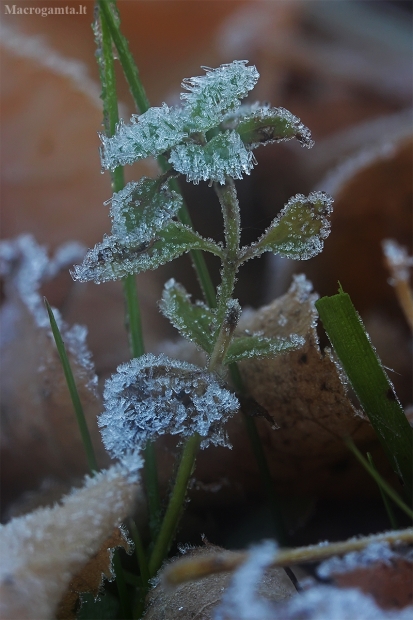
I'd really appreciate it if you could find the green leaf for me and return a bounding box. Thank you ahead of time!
[169,131,255,185]
[71,223,223,283]
[110,177,183,246]
[316,288,413,504]
[240,191,333,264]
[224,333,304,364]
[77,591,120,620]
[223,104,314,149]
[159,279,215,354]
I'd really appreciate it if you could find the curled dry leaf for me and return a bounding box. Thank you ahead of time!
[0,235,109,511]
[145,542,296,620]
[236,275,377,497]
[56,526,131,620]
[0,464,141,620]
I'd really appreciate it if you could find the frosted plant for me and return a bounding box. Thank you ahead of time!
[99,353,240,458]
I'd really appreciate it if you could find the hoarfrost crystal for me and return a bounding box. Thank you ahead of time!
[99,353,239,458]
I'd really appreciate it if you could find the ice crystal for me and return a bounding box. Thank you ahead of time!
[222,103,314,149]
[100,104,187,171]
[99,353,239,457]
[180,61,260,131]
[109,177,182,247]
[214,541,278,620]
[169,131,256,184]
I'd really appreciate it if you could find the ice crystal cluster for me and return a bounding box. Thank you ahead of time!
[99,353,239,458]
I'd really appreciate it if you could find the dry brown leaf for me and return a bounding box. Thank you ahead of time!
[0,236,108,511]
[56,526,131,620]
[0,464,141,620]
[235,275,378,497]
[145,542,296,620]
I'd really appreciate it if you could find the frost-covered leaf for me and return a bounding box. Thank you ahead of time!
[180,61,260,132]
[159,279,215,354]
[99,353,239,453]
[222,103,314,150]
[0,464,141,620]
[110,177,183,247]
[0,235,107,503]
[169,131,255,184]
[243,191,333,262]
[224,333,305,364]
[99,104,187,170]
[71,223,223,283]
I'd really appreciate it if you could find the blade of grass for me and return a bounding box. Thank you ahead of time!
[97,0,216,308]
[44,298,98,474]
[316,286,413,504]
[346,438,412,520]
[113,549,133,619]
[98,3,161,535]
[367,452,398,529]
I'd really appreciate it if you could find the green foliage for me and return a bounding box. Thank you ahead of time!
[224,333,305,364]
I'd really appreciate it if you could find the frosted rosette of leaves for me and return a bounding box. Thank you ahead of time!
[98,353,239,458]
[99,61,259,172]
[169,131,256,185]
[109,177,183,246]
[180,60,259,131]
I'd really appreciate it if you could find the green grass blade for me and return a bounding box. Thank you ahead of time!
[98,0,216,308]
[346,439,412,520]
[367,452,398,529]
[44,298,98,474]
[98,2,161,552]
[316,287,413,504]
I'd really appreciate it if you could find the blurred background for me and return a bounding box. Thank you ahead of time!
[1,0,412,539]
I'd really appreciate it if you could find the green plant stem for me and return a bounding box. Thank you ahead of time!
[367,453,398,529]
[229,363,288,544]
[128,518,150,585]
[316,287,413,504]
[148,433,202,577]
[346,439,413,520]
[113,549,132,619]
[44,299,98,474]
[99,0,216,307]
[99,0,160,563]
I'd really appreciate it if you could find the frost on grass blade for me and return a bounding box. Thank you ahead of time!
[222,104,314,149]
[99,353,239,456]
[224,333,305,364]
[159,279,215,354]
[180,61,260,131]
[169,131,256,184]
[99,105,187,170]
[110,177,183,247]
[245,191,333,262]
[71,223,223,283]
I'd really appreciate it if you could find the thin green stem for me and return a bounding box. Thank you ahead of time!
[367,452,398,529]
[148,433,202,577]
[44,299,98,474]
[99,1,216,307]
[113,549,132,619]
[346,439,413,520]
[229,363,288,544]
[128,518,150,585]
[99,0,160,556]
